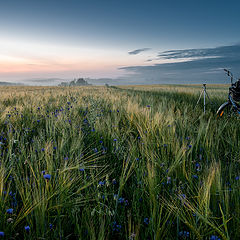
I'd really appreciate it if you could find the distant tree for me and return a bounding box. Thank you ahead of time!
[69,80,76,86]
[76,78,88,85]
[58,78,92,86]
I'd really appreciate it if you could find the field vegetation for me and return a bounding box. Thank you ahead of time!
[0,84,239,239]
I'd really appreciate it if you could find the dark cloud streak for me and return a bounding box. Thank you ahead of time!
[158,44,240,60]
[120,44,240,84]
[128,48,151,55]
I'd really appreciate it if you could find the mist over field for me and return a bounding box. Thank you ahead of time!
[2,43,240,86]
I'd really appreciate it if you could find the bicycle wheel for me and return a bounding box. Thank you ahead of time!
[217,102,237,118]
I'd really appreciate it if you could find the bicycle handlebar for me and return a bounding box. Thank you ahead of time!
[224,69,234,84]
[224,69,232,76]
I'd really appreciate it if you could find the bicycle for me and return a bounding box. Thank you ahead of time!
[217,69,240,117]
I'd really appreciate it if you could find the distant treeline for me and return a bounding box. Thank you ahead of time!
[59,78,92,86]
[0,82,23,86]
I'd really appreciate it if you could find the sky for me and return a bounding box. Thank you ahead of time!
[0,0,240,85]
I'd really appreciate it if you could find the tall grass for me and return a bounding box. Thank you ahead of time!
[0,85,239,239]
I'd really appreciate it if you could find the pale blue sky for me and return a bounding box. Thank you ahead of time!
[0,0,239,84]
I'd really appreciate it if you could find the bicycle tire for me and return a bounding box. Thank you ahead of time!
[217,102,237,118]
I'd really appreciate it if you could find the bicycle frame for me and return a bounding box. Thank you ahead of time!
[217,69,240,116]
[229,94,240,114]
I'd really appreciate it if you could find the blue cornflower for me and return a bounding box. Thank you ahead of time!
[179,194,186,199]
[116,224,121,230]
[43,174,51,180]
[0,232,4,237]
[179,231,189,238]
[42,170,45,175]
[9,191,16,197]
[98,181,105,186]
[147,105,150,108]
[118,197,125,204]
[25,226,30,232]
[196,162,201,171]
[112,221,122,232]
[112,179,117,185]
[113,138,117,142]
[144,218,149,225]
[41,148,45,152]
[235,176,240,180]
[53,146,57,150]
[6,208,13,214]
[49,224,53,229]
[192,175,198,179]
[210,235,221,240]
[79,168,84,172]
[167,177,171,184]
[9,175,14,181]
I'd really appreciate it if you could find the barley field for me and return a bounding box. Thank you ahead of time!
[0,85,239,240]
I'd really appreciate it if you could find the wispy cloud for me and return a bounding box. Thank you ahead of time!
[128,48,151,55]
[158,44,240,60]
[120,44,240,84]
